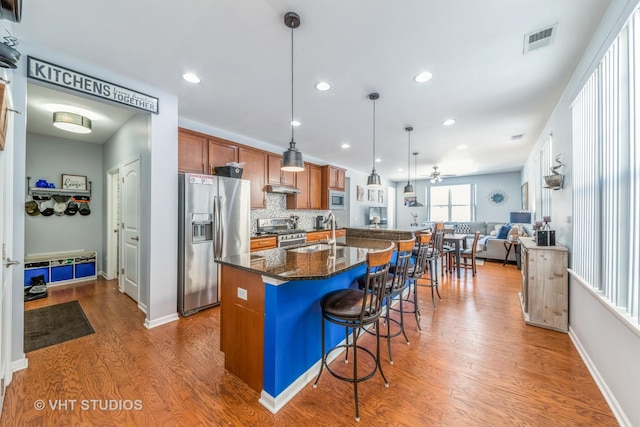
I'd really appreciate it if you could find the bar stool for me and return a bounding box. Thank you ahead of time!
[381,238,415,364]
[313,243,395,422]
[418,231,443,308]
[404,232,432,332]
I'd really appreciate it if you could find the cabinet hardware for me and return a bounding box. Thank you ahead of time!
[131,236,139,241]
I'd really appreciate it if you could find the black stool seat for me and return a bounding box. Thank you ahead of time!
[321,289,376,320]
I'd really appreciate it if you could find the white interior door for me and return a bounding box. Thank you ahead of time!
[0,87,16,412]
[120,156,140,302]
[106,168,120,280]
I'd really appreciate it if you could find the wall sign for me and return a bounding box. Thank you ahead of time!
[27,57,159,114]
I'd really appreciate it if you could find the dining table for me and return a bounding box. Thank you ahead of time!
[443,233,468,278]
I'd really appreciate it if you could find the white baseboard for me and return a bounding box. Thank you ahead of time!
[10,357,28,375]
[569,327,631,427]
[144,312,179,329]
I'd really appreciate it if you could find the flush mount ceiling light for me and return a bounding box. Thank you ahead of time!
[367,92,381,187]
[281,11,305,172]
[403,126,415,195]
[315,81,331,91]
[52,112,92,134]
[414,71,433,83]
[182,73,201,83]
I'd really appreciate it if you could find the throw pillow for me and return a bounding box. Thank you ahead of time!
[496,224,511,239]
[455,222,471,234]
[490,230,497,236]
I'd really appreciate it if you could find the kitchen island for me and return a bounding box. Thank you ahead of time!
[215,239,393,413]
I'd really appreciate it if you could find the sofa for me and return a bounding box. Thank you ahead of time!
[422,221,520,262]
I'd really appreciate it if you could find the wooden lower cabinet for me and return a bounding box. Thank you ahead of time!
[306,229,346,243]
[519,238,568,332]
[250,236,276,252]
[220,266,264,393]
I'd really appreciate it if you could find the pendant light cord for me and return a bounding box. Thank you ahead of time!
[290,25,295,144]
[372,98,376,172]
[407,130,411,183]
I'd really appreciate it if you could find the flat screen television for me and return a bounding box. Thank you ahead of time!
[368,207,388,225]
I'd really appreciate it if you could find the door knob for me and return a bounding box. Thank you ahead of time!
[131,236,139,241]
[4,258,19,268]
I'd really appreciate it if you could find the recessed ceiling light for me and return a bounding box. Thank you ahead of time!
[457,144,468,150]
[315,81,331,91]
[341,143,350,149]
[182,73,201,84]
[442,119,456,126]
[414,71,433,83]
[291,120,301,127]
[375,158,381,163]
[398,168,403,172]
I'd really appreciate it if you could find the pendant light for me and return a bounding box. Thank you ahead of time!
[367,92,382,187]
[403,126,414,195]
[412,152,424,207]
[281,11,305,172]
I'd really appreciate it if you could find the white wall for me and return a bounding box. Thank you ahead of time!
[394,171,522,229]
[521,0,640,425]
[25,133,103,269]
[102,114,150,306]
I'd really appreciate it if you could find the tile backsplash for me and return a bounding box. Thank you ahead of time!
[250,193,329,234]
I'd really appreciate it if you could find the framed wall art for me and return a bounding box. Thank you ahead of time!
[61,174,87,190]
[356,185,364,201]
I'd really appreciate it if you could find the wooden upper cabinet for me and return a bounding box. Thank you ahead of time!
[178,129,207,173]
[239,147,267,209]
[308,164,322,210]
[267,154,296,187]
[208,137,239,175]
[178,129,239,175]
[323,165,346,191]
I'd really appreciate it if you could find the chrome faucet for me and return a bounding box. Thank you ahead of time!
[324,211,336,246]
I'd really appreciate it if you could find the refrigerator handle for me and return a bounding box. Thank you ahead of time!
[218,196,224,257]
[213,195,220,258]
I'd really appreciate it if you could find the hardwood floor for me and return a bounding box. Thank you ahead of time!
[2,262,616,426]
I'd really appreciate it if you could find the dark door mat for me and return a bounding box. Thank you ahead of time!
[24,300,95,352]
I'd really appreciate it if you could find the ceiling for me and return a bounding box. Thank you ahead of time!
[15,0,610,182]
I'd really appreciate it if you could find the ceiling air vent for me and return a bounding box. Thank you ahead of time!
[523,24,557,54]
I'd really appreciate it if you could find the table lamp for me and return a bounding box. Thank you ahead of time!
[509,212,532,236]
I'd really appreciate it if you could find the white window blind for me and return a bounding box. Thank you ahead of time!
[571,7,640,324]
[428,184,474,222]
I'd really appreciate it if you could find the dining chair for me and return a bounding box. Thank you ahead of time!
[455,231,481,276]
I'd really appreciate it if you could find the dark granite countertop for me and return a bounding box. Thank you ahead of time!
[345,226,429,241]
[216,239,394,282]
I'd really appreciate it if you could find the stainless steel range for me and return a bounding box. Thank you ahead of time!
[256,218,307,248]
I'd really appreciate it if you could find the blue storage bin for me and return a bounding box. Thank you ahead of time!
[75,262,96,278]
[24,268,49,286]
[51,265,73,282]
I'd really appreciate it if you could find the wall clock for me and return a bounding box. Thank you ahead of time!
[488,189,508,206]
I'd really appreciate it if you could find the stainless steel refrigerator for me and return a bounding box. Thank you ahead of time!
[178,173,250,316]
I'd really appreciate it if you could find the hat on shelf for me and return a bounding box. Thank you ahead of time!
[53,195,71,203]
[39,200,54,216]
[64,201,79,216]
[25,200,40,216]
[53,202,66,216]
[78,202,90,216]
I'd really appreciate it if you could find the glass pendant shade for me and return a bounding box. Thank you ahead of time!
[281,141,304,171]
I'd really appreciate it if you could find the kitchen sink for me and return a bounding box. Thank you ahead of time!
[288,243,333,253]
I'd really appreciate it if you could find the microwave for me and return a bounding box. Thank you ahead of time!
[329,190,346,210]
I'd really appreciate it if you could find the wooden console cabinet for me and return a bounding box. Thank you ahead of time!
[519,238,568,332]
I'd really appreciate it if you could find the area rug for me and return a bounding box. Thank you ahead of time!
[24,300,95,352]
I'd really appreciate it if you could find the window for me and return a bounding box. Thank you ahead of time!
[571,6,640,325]
[429,184,474,222]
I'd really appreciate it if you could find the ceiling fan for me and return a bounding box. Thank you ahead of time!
[424,166,455,183]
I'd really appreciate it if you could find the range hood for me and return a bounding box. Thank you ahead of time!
[266,184,301,194]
